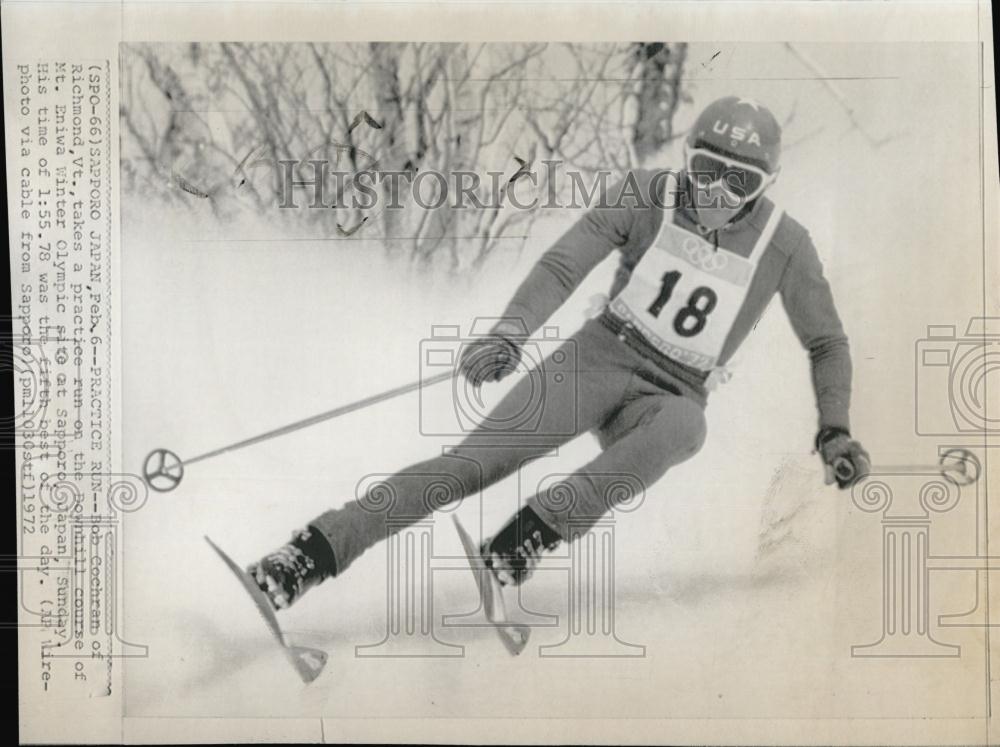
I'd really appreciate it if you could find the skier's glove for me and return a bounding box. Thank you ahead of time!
[816,427,871,489]
[458,325,524,387]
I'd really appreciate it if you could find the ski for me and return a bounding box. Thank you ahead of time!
[451,516,531,656]
[204,536,328,684]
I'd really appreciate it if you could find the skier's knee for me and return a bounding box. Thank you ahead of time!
[683,414,708,457]
[646,403,708,473]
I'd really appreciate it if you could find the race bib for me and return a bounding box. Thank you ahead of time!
[608,206,783,371]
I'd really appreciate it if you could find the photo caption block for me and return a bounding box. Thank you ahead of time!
[12,59,120,699]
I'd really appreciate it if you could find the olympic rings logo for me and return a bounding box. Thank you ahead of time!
[680,236,729,272]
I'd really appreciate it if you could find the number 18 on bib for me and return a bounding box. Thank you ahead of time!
[608,207,783,372]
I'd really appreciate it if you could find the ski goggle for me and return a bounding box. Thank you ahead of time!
[685,146,774,202]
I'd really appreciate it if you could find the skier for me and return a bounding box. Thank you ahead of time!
[248,95,871,609]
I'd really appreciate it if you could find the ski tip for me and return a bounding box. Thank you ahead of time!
[203,535,328,684]
[501,624,531,656]
[204,536,230,560]
[289,645,328,684]
[452,515,473,549]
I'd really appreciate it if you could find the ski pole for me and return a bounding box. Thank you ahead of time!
[143,369,455,492]
[833,447,980,487]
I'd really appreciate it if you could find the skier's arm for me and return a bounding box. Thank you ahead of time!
[778,233,853,432]
[498,179,635,336]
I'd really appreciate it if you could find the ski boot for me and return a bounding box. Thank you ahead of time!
[247,527,338,610]
[482,506,562,587]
